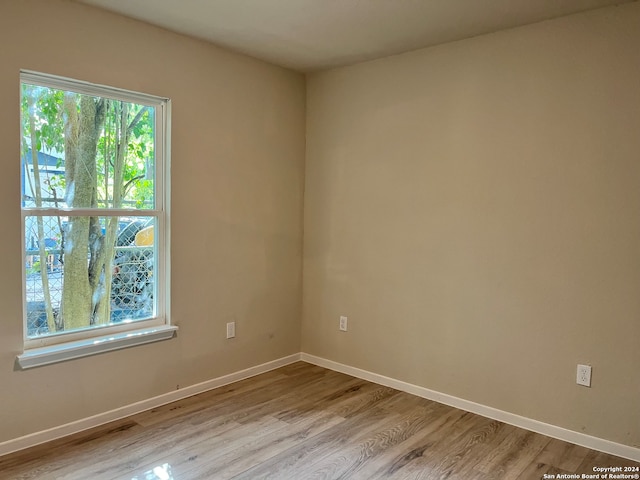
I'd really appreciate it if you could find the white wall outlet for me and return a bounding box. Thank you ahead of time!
[226,321,236,339]
[339,315,348,332]
[576,364,592,387]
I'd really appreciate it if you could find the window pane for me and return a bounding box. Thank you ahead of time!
[21,83,155,210]
[24,215,156,338]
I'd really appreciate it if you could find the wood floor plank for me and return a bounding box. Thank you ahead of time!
[296,403,456,480]
[412,416,505,479]
[116,414,292,480]
[1,361,637,480]
[129,368,291,427]
[0,419,142,480]
[328,404,472,478]
[51,415,249,480]
[474,428,551,479]
[516,462,572,480]
[576,450,640,473]
[230,406,406,479]
[179,412,345,479]
[111,415,295,480]
[534,437,591,472]
[449,422,522,479]
[362,409,486,479]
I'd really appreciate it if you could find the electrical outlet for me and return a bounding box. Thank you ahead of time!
[226,321,236,339]
[576,364,591,387]
[339,316,348,332]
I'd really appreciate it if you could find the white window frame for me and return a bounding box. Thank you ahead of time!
[17,71,174,368]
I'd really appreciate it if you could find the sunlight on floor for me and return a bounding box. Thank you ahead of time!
[131,463,173,480]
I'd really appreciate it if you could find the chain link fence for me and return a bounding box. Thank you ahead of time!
[25,216,154,337]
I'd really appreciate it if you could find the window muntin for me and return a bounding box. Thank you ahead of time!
[20,71,169,348]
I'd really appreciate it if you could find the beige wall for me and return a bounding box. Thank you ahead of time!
[0,0,305,443]
[2,0,639,453]
[303,3,640,447]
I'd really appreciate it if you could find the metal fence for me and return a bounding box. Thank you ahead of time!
[25,245,154,337]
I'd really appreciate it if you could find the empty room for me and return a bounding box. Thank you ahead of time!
[0,0,639,478]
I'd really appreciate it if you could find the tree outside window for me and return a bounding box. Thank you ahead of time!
[21,72,168,346]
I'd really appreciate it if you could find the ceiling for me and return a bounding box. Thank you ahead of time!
[76,0,631,72]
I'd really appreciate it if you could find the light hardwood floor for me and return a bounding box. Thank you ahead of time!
[1,362,638,479]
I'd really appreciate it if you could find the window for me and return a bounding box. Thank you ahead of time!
[18,71,173,367]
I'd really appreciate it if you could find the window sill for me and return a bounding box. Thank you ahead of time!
[17,325,178,369]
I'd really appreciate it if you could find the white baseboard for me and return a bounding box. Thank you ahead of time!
[3,352,639,463]
[300,353,640,463]
[0,353,301,457]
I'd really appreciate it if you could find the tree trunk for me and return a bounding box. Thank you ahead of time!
[61,94,106,331]
[94,101,129,324]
